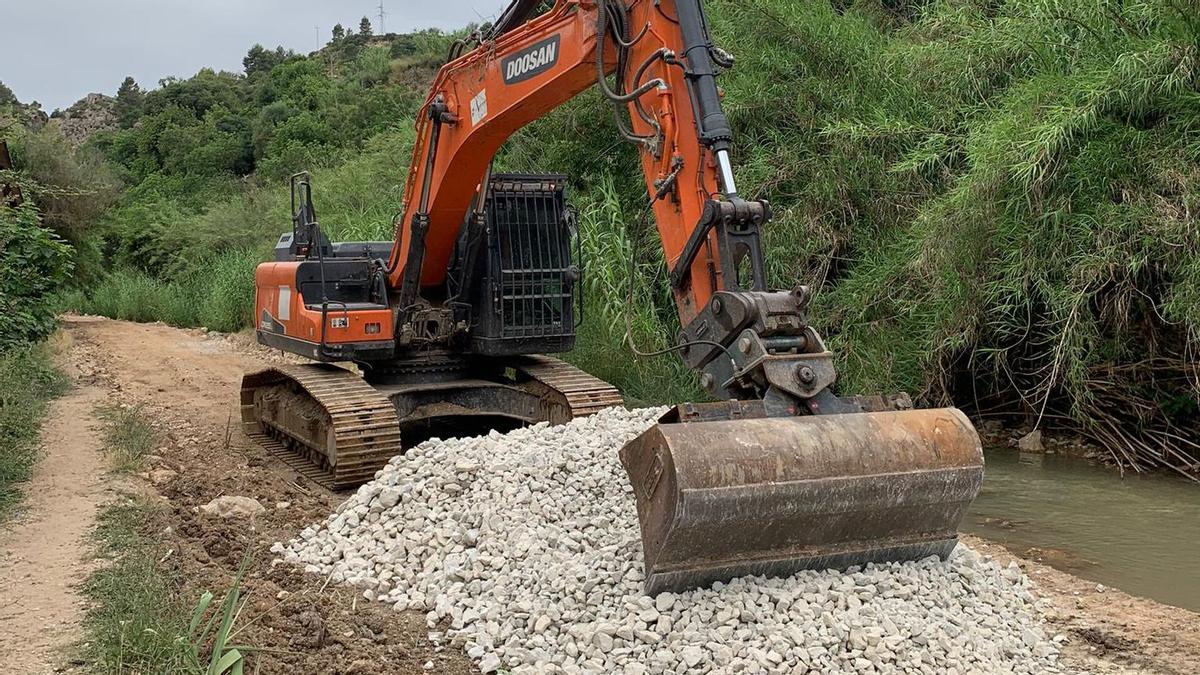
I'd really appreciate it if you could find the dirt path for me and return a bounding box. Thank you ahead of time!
[54,316,472,674]
[0,329,108,673]
[10,315,1199,674]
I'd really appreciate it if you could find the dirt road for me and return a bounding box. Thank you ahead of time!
[5,315,1199,673]
[0,329,107,673]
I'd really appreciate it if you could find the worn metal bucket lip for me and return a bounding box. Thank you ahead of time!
[643,537,960,596]
[620,406,985,596]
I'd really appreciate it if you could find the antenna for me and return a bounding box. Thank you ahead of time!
[377,0,386,34]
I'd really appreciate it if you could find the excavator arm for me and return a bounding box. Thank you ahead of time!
[385,0,756,313]
[385,0,825,410]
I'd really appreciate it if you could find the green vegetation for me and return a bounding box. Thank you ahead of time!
[0,202,73,348]
[4,1,1198,466]
[82,498,195,671]
[0,344,68,521]
[82,496,257,674]
[83,406,257,673]
[97,404,161,472]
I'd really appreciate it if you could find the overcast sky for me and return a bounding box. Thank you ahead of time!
[4,0,511,111]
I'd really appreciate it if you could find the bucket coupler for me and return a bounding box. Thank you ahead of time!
[620,288,985,594]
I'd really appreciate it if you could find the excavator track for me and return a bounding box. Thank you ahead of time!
[242,357,622,490]
[241,364,403,490]
[515,355,626,419]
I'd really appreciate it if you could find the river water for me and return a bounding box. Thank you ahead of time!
[965,448,1200,612]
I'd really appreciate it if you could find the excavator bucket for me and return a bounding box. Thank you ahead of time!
[619,405,984,595]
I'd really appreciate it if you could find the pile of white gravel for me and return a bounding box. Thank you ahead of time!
[275,407,1066,674]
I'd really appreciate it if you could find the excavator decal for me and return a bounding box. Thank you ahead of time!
[502,34,561,84]
[259,309,285,334]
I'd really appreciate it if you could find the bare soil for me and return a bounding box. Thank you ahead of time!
[47,316,474,674]
[0,329,107,674]
[965,535,1200,675]
[5,315,1199,673]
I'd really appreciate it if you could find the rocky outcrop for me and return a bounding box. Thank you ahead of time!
[48,93,117,147]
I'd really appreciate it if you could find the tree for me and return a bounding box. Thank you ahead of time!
[114,76,144,128]
[332,23,345,40]
[359,17,373,37]
[0,81,16,107]
[243,44,290,77]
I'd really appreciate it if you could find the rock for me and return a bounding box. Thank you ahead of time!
[655,592,676,612]
[200,495,265,519]
[478,652,501,673]
[681,646,705,668]
[147,468,177,485]
[378,486,402,509]
[593,631,614,653]
[1017,430,1044,453]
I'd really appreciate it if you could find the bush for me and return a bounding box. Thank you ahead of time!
[8,125,120,247]
[67,247,263,332]
[0,203,74,348]
[198,248,262,332]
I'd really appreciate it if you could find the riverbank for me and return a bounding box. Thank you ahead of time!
[965,536,1200,674]
[4,315,1196,673]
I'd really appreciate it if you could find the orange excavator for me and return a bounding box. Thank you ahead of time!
[242,0,983,594]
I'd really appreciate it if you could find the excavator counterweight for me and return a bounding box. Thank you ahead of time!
[243,0,984,595]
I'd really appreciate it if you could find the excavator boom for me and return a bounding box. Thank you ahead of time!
[244,0,984,595]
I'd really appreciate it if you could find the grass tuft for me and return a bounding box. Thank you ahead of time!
[82,497,195,672]
[82,498,259,673]
[0,343,68,521]
[98,404,160,473]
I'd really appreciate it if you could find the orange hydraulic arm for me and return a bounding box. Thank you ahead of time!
[386,0,768,328]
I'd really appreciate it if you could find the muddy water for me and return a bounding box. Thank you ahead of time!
[965,448,1200,612]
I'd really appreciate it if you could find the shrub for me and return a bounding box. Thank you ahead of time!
[0,203,74,348]
[198,248,262,332]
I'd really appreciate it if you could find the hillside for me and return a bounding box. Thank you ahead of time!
[3,0,1199,473]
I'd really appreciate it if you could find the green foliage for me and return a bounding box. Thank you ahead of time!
[0,203,74,348]
[0,343,67,522]
[115,76,144,128]
[198,248,263,332]
[82,496,259,674]
[67,247,262,331]
[243,44,293,78]
[83,498,193,672]
[98,404,161,472]
[0,80,16,107]
[9,125,120,247]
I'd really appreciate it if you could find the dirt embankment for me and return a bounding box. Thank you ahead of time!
[6,315,1200,673]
